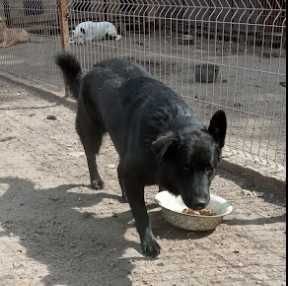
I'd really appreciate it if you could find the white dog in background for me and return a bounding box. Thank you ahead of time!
[70,21,122,45]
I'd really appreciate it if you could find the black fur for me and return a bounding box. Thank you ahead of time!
[55,53,227,258]
[105,33,116,40]
[55,53,82,98]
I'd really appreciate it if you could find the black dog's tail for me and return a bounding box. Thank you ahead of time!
[55,53,82,99]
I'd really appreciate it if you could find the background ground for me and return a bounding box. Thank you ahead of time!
[0,77,285,285]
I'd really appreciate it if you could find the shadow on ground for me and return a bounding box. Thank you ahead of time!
[219,161,286,226]
[0,176,135,286]
[0,176,213,286]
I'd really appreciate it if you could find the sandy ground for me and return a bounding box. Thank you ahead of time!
[0,78,286,286]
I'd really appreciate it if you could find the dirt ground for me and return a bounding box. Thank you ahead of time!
[0,77,286,286]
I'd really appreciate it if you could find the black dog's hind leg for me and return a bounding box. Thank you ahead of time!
[117,164,128,203]
[76,106,105,190]
[120,171,161,258]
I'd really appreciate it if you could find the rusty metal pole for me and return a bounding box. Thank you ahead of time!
[58,0,70,97]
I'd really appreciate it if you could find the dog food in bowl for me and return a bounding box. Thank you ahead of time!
[155,191,233,231]
[182,208,215,216]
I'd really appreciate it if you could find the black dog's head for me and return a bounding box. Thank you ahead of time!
[152,110,227,210]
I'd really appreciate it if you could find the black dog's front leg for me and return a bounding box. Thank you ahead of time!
[124,179,161,258]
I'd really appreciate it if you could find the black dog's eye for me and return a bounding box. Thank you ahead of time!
[183,164,190,172]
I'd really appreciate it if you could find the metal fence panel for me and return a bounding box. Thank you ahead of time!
[0,0,286,170]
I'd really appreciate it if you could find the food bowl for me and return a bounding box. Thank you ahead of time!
[155,191,233,231]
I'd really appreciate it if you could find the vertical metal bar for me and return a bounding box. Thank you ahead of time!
[58,0,70,97]
[3,0,11,27]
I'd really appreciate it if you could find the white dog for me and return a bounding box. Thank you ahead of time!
[70,21,122,45]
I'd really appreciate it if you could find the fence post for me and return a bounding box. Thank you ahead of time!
[58,0,70,97]
[58,0,69,50]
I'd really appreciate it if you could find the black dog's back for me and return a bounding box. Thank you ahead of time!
[81,59,152,152]
[94,58,151,80]
[85,72,203,158]
[118,77,204,153]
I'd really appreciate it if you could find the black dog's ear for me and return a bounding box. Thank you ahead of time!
[151,131,176,160]
[208,110,227,148]
[80,28,86,34]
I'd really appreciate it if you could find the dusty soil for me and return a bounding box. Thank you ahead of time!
[0,78,286,286]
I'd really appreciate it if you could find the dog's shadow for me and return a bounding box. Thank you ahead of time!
[0,177,136,286]
[0,176,209,286]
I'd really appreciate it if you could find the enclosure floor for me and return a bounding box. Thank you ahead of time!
[0,78,285,286]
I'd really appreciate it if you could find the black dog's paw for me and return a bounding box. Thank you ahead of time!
[141,235,161,258]
[120,195,128,203]
[119,187,128,203]
[91,179,104,190]
[120,190,128,203]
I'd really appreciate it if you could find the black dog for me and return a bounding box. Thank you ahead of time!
[56,53,227,258]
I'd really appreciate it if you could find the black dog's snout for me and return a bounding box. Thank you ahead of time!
[185,196,210,210]
[192,201,209,210]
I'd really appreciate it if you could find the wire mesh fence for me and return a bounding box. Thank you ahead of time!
[0,0,286,171]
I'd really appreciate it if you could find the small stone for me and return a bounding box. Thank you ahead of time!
[0,136,16,143]
[49,197,59,202]
[157,262,164,267]
[46,115,57,121]
[233,250,240,254]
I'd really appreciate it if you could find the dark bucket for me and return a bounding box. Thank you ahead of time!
[195,64,219,83]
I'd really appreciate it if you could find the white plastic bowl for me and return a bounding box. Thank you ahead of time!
[155,191,233,231]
